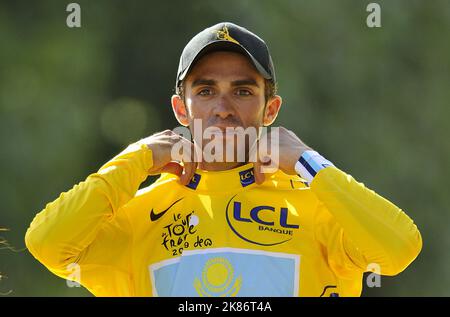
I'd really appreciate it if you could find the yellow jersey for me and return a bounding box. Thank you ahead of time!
[25,142,422,297]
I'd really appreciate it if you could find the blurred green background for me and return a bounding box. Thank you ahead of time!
[1,0,449,296]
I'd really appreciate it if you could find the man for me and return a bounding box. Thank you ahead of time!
[25,22,422,297]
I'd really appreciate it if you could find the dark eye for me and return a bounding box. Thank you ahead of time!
[236,89,252,96]
[198,88,213,96]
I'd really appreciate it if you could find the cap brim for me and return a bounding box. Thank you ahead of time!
[178,40,272,83]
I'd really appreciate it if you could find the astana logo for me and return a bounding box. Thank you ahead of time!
[214,25,240,45]
[194,257,242,296]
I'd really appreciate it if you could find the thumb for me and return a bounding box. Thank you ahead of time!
[253,159,266,185]
[160,161,183,177]
[254,155,273,185]
[250,140,264,185]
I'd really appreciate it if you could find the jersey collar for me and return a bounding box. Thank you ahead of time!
[185,163,256,192]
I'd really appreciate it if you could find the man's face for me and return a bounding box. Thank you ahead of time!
[182,51,267,156]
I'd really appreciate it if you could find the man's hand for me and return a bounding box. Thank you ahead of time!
[253,127,312,184]
[139,130,198,186]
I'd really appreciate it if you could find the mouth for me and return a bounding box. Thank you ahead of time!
[210,125,242,136]
[202,126,239,141]
[211,121,243,130]
[214,125,237,130]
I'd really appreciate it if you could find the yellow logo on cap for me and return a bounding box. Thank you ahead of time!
[214,25,240,45]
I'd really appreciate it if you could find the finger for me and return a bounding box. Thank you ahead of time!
[191,140,203,163]
[253,146,268,185]
[165,134,188,163]
[249,139,262,184]
[253,159,266,185]
[179,139,198,185]
[180,161,195,185]
[160,162,183,177]
[249,138,265,185]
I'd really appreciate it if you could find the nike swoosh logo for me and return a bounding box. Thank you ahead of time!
[150,197,184,222]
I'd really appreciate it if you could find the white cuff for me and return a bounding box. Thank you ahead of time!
[294,150,334,185]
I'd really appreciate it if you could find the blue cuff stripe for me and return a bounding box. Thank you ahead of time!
[302,151,316,162]
[305,156,324,173]
[299,156,317,177]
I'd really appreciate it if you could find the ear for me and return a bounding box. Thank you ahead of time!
[171,94,190,126]
[263,95,282,126]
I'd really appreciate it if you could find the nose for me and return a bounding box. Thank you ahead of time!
[213,95,235,120]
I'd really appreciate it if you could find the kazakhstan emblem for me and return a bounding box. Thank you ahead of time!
[194,257,242,297]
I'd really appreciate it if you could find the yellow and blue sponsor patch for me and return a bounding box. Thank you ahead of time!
[239,168,255,187]
[186,173,201,190]
[149,248,300,296]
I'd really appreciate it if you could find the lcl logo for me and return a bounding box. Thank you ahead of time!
[239,168,255,187]
[225,195,300,246]
[233,202,299,229]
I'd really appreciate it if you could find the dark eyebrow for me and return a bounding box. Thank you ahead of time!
[231,79,259,88]
[190,78,260,88]
[191,79,216,88]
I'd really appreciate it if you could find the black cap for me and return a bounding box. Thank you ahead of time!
[175,22,276,91]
